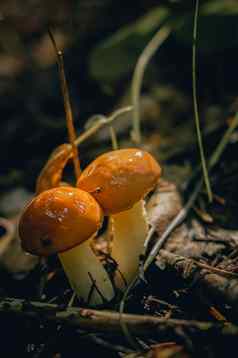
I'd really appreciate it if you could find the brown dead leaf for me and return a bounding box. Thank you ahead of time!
[0,216,38,274]
[123,343,189,358]
[151,342,189,358]
[146,180,182,237]
[193,206,214,224]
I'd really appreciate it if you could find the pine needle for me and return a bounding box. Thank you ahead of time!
[48,28,81,181]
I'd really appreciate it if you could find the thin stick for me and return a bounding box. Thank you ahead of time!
[182,113,238,191]
[75,106,133,147]
[209,113,238,168]
[90,114,119,150]
[131,26,171,143]
[119,276,142,351]
[48,28,81,180]
[192,0,212,202]
[191,259,238,279]
[1,297,234,336]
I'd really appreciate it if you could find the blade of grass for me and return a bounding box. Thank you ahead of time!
[75,106,132,147]
[192,0,213,202]
[85,114,119,150]
[131,26,171,143]
[109,126,119,150]
[209,113,238,168]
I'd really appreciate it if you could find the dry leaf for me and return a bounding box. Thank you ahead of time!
[0,216,38,274]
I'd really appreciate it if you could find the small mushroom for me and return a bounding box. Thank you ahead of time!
[18,186,114,305]
[77,148,161,289]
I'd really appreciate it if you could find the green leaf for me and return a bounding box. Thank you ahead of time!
[202,0,238,15]
[89,6,170,86]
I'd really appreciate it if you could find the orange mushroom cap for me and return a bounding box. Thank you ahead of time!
[77,148,161,214]
[19,186,103,256]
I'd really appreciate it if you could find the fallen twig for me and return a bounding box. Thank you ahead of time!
[75,106,133,147]
[0,297,237,339]
[156,250,238,314]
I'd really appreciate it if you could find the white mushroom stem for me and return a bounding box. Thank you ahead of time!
[58,239,114,306]
[110,200,148,290]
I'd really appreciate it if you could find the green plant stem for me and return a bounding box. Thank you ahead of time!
[109,126,119,150]
[75,106,132,147]
[192,0,213,202]
[131,26,171,144]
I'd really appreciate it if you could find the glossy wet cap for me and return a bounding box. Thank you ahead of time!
[19,186,103,256]
[77,148,161,214]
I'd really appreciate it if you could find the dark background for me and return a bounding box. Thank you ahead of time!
[0,0,238,192]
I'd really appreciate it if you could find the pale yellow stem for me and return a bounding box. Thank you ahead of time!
[59,240,114,306]
[111,200,148,290]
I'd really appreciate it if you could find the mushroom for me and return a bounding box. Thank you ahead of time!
[18,186,114,305]
[77,148,161,289]
[36,143,72,194]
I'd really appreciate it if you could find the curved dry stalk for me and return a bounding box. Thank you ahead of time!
[75,106,132,147]
[131,26,171,143]
[36,143,72,194]
[85,113,119,151]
